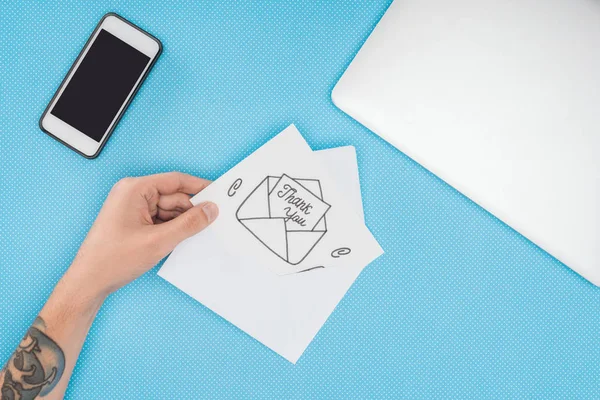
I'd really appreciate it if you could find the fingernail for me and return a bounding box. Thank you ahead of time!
[202,202,219,223]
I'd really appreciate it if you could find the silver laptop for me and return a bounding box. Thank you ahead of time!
[332,0,600,286]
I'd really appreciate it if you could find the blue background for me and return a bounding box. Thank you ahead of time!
[1,1,599,398]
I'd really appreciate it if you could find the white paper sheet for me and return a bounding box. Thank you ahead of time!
[158,125,383,363]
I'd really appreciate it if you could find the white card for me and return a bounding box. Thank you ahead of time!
[187,125,382,275]
[158,125,383,362]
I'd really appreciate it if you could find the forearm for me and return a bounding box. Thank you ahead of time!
[1,264,105,399]
[0,172,216,399]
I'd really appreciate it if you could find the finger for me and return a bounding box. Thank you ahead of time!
[139,172,211,196]
[157,193,193,212]
[155,202,219,250]
[156,208,182,222]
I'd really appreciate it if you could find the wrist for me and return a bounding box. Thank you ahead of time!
[48,265,108,317]
[67,252,116,298]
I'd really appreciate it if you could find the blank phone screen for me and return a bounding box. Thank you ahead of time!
[51,29,150,142]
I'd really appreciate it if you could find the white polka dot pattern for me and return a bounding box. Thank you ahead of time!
[1,1,600,399]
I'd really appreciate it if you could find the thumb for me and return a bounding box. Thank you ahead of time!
[157,202,219,249]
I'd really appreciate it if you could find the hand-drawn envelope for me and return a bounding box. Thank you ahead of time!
[236,175,330,267]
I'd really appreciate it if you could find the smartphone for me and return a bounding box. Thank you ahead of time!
[39,13,162,158]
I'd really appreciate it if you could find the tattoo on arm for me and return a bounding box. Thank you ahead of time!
[1,317,65,400]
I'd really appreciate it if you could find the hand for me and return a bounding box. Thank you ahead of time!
[65,172,219,301]
[0,172,218,399]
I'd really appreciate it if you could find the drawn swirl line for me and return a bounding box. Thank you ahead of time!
[228,178,243,197]
[331,248,351,258]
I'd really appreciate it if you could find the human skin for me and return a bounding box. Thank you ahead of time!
[0,172,218,400]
